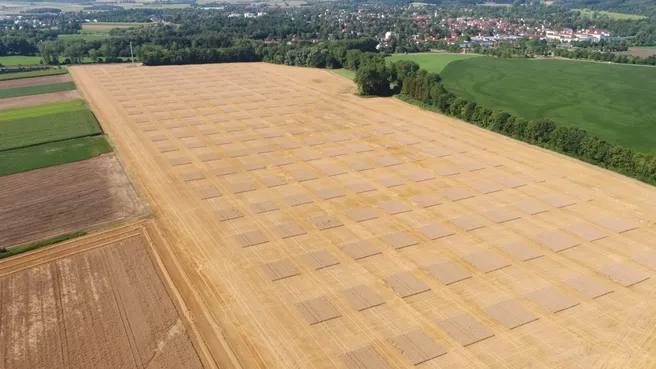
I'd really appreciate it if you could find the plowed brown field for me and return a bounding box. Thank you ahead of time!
[0,222,206,369]
[70,63,656,369]
[0,90,80,110]
[0,154,144,247]
[0,74,70,89]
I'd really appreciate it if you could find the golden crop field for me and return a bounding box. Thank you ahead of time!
[68,62,656,369]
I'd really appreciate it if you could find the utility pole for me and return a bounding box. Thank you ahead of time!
[130,42,135,64]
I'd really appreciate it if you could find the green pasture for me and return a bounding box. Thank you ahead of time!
[0,68,67,81]
[0,100,86,121]
[331,68,356,80]
[574,8,647,20]
[0,55,43,66]
[0,82,76,98]
[387,53,482,74]
[0,136,112,177]
[440,57,656,154]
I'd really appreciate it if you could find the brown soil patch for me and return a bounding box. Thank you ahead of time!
[0,154,144,247]
[0,74,70,89]
[0,90,80,110]
[0,222,206,369]
[71,63,656,369]
[614,47,656,58]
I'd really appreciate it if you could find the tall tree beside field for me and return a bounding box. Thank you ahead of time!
[355,59,391,96]
[38,41,60,65]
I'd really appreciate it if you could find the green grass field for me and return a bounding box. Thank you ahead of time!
[0,68,66,81]
[0,55,43,66]
[0,100,86,121]
[0,82,76,98]
[635,46,656,50]
[440,57,656,154]
[387,53,482,74]
[0,136,112,177]
[59,33,109,41]
[0,110,102,151]
[574,8,647,20]
[331,68,356,80]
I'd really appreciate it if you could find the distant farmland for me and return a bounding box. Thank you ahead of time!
[387,53,481,73]
[440,57,656,154]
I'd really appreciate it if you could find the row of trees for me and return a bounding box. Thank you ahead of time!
[395,64,656,184]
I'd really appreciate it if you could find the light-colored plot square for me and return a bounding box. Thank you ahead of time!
[277,140,301,150]
[340,240,381,260]
[495,175,527,188]
[182,171,205,182]
[304,137,325,146]
[426,261,471,285]
[198,187,221,200]
[380,232,419,249]
[499,242,543,261]
[459,161,485,172]
[198,152,221,162]
[484,300,539,329]
[213,137,231,145]
[243,161,265,171]
[433,165,460,176]
[260,175,286,188]
[440,188,475,202]
[291,170,318,182]
[228,182,256,194]
[342,285,385,311]
[378,200,412,215]
[172,128,193,139]
[389,330,446,365]
[482,208,521,224]
[410,195,441,208]
[406,170,435,182]
[375,156,403,167]
[346,208,378,222]
[294,149,321,161]
[159,145,178,153]
[515,200,548,215]
[150,134,167,142]
[526,287,579,313]
[315,163,347,176]
[215,207,243,222]
[449,215,486,231]
[276,222,306,238]
[564,222,607,242]
[348,143,374,153]
[594,216,638,233]
[324,133,349,142]
[235,230,268,247]
[250,200,279,214]
[417,223,454,240]
[463,250,510,273]
[325,147,348,157]
[285,194,312,207]
[379,176,405,188]
[226,148,249,158]
[340,346,392,369]
[348,182,377,194]
[598,263,649,287]
[214,166,237,176]
[436,314,494,346]
[185,140,206,149]
[540,193,576,208]
[262,260,299,281]
[467,180,503,194]
[302,250,340,270]
[565,275,613,298]
[633,251,656,271]
[384,272,430,298]
[348,160,374,172]
[316,187,345,200]
[310,215,344,230]
[529,230,580,252]
[169,157,191,166]
[296,296,340,325]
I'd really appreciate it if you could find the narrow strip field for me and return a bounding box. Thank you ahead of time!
[0,68,66,81]
[0,73,70,89]
[0,81,76,98]
[0,90,81,110]
[0,99,86,121]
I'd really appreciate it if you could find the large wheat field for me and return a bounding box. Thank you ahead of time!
[68,63,656,369]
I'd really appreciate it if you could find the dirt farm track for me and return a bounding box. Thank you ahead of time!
[68,63,656,369]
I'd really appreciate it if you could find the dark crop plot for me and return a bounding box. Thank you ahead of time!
[0,81,76,98]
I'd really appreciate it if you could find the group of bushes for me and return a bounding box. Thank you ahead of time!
[396,63,656,184]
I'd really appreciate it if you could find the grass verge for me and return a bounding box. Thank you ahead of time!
[0,81,76,98]
[0,109,102,151]
[0,136,112,177]
[0,232,86,259]
[0,68,67,81]
[331,68,356,80]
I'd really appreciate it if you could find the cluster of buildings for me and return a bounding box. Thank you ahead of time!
[227,12,266,18]
[544,28,625,43]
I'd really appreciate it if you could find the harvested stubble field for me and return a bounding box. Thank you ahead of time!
[0,154,144,246]
[71,63,656,369]
[0,73,70,89]
[0,221,207,369]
